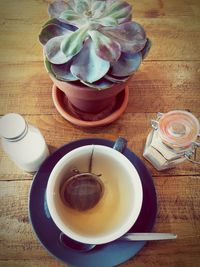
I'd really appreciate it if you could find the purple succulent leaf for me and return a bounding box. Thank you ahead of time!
[100,22,147,54]
[80,77,114,90]
[42,18,77,32]
[44,57,56,78]
[141,38,152,59]
[105,74,129,83]
[39,23,73,45]
[88,30,121,62]
[118,12,132,24]
[61,26,89,58]
[110,52,142,77]
[45,35,72,64]
[104,1,132,21]
[70,38,110,83]
[51,61,79,81]
[48,0,74,18]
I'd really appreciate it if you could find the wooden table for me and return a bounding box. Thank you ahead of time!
[0,0,200,266]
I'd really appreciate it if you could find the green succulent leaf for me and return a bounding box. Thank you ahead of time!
[81,77,114,90]
[71,38,110,83]
[101,22,146,54]
[105,0,116,5]
[89,30,121,62]
[48,0,73,18]
[45,35,72,64]
[39,23,72,45]
[74,0,89,13]
[104,1,132,21]
[51,61,79,81]
[92,1,106,18]
[110,52,142,77]
[59,10,87,27]
[95,16,118,26]
[61,26,89,59]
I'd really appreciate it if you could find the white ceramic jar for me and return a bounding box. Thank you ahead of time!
[143,110,200,171]
[0,113,49,172]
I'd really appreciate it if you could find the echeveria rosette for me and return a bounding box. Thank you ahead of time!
[39,0,151,90]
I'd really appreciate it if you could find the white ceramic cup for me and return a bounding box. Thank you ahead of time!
[46,143,143,245]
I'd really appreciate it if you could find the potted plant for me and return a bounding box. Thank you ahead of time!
[39,0,151,126]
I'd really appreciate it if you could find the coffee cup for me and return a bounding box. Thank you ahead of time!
[46,138,143,245]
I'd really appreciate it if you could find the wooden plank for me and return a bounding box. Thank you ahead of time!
[0,180,46,259]
[0,62,53,115]
[120,238,200,267]
[0,260,67,267]
[0,0,47,23]
[140,17,200,61]
[0,113,200,180]
[0,0,199,21]
[0,61,200,114]
[132,0,197,18]
[128,61,200,113]
[0,177,199,266]
[0,1,200,63]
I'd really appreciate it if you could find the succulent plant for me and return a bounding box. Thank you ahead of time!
[39,0,151,89]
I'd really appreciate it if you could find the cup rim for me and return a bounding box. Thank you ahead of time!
[46,145,143,245]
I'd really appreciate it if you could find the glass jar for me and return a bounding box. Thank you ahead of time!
[0,113,49,172]
[143,110,200,171]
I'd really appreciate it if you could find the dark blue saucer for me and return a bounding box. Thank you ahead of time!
[28,138,157,267]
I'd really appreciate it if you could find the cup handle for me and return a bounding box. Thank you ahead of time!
[113,137,127,153]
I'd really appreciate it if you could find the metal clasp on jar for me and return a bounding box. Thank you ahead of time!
[151,112,164,130]
[184,134,200,165]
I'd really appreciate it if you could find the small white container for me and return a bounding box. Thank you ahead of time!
[0,113,49,172]
[143,110,200,171]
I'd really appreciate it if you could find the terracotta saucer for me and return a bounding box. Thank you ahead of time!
[52,84,129,127]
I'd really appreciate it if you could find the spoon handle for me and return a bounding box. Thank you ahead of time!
[121,233,177,241]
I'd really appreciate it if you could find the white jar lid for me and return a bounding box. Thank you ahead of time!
[0,113,27,140]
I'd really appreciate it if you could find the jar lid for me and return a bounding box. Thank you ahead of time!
[158,110,199,148]
[0,113,27,140]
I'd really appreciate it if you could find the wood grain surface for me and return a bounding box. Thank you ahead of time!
[0,0,200,266]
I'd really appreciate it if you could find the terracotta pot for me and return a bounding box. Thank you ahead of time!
[52,84,129,128]
[50,76,130,114]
